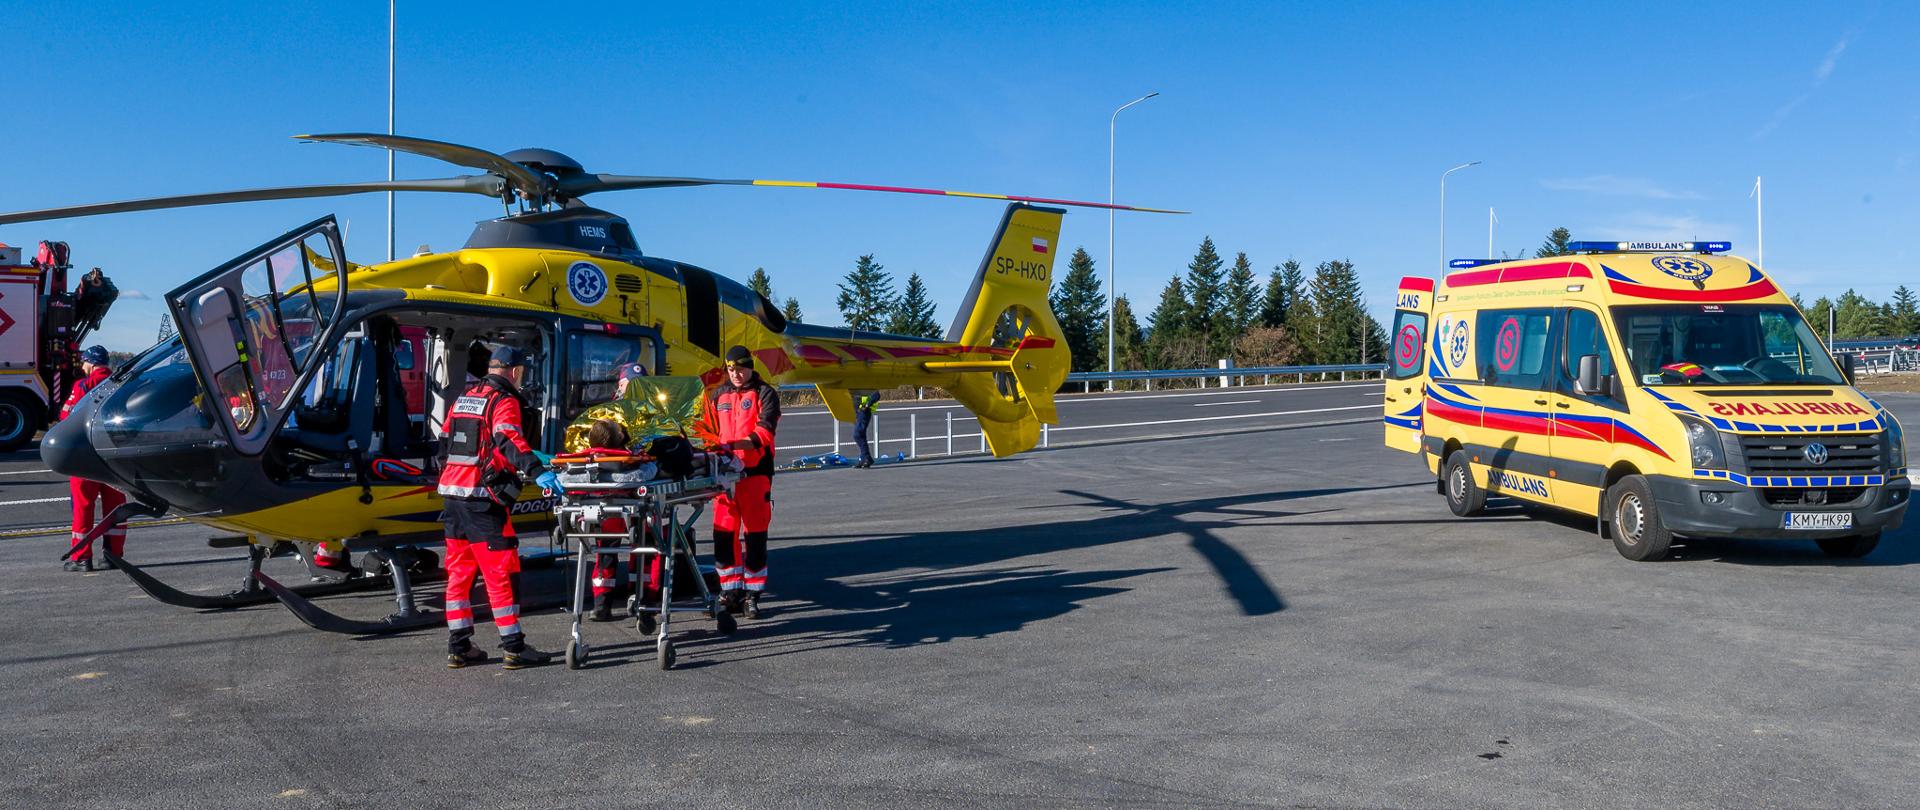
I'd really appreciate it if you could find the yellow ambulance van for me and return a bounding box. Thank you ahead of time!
[1383,241,1909,560]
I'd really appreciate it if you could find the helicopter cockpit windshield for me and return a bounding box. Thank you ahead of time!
[165,216,351,456]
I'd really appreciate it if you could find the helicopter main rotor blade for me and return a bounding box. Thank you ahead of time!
[0,176,500,226]
[299,133,552,201]
[568,174,1188,214]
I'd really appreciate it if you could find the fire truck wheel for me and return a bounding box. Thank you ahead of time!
[1607,475,1672,561]
[1816,532,1880,559]
[0,391,44,453]
[1443,451,1486,517]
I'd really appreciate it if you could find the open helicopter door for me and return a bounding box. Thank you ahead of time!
[165,216,352,456]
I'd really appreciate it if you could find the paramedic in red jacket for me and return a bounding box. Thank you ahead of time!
[62,345,125,572]
[703,345,781,619]
[436,346,561,669]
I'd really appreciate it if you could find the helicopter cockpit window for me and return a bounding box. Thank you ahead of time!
[566,332,656,421]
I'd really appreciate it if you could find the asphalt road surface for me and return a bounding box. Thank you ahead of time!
[4,390,1919,808]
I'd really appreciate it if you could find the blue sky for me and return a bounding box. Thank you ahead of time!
[4,0,1915,352]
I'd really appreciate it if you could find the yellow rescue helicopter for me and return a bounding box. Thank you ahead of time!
[5,133,1179,632]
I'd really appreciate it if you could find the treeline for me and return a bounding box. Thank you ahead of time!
[1796,288,1920,342]
[751,259,944,338]
[1050,239,1387,373]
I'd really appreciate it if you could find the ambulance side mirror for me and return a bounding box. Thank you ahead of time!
[1575,354,1609,396]
[1837,352,1856,384]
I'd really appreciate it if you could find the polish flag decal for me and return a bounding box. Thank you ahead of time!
[1030,237,1050,254]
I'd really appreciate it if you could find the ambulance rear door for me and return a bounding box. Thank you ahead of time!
[1383,276,1433,453]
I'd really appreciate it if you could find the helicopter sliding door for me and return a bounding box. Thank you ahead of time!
[165,216,351,456]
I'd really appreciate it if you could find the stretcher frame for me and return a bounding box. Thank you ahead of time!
[553,456,739,670]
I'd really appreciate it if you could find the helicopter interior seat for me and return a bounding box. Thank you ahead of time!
[282,336,380,463]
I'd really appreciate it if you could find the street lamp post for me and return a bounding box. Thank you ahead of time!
[1108,91,1158,384]
[1440,161,1481,271]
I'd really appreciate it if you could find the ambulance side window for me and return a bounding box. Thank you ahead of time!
[1558,308,1622,407]
[1390,310,1427,380]
[1475,308,1554,390]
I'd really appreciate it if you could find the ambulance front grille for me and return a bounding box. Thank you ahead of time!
[1739,433,1881,476]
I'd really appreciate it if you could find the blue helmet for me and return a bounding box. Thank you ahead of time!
[79,345,109,366]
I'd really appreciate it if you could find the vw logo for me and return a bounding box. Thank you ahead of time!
[1803,443,1830,466]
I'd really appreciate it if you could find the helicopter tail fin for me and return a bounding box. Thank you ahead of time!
[943,203,1071,456]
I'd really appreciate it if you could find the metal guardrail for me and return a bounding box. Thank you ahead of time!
[1068,363,1384,383]
[778,362,1388,393]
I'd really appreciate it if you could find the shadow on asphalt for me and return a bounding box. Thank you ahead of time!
[1510,496,1920,568]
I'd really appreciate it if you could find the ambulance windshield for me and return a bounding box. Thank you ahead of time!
[1614,305,1846,386]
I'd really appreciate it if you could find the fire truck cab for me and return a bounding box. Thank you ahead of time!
[1384,241,1910,561]
[0,241,116,452]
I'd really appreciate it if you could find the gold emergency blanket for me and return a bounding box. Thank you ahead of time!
[562,375,709,452]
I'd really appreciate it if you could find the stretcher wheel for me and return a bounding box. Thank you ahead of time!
[715,610,737,635]
[657,640,675,670]
[565,640,584,670]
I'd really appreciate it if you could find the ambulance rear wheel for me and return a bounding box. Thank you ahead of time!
[1816,532,1880,559]
[1444,451,1486,517]
[0,391,42,453]
[1607,475,1672,561]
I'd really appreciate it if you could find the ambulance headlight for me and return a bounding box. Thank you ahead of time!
[1888,417,1907,469]
[1680,416,1726,469]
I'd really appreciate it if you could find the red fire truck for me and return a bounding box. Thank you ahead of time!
[0,241,116,452]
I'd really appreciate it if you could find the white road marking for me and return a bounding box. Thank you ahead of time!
[1192,400,1259,407]
[0,497,68,506]
[1049,404,1379,433]
[0,469,54,476]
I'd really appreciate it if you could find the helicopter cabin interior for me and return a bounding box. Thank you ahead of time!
[271,306,660,486]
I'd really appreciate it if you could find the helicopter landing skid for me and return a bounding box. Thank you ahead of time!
[251,556,568,636]
[104,543,442,612]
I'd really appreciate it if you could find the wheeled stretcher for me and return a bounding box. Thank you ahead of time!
[551,450,742,670]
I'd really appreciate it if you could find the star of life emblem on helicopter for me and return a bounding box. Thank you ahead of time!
[567,261,608,306]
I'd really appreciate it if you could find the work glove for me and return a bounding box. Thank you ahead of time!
[533,451,555,466]
[536,470,566,495]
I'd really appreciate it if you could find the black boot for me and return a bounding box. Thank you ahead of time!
[501,633,552,670]
[447,647,488,669]
[744,591,763,620]
[590,602,616,623]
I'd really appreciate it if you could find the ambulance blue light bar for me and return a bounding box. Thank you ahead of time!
[1568,241,1731,254]
[1448,259,1502,269]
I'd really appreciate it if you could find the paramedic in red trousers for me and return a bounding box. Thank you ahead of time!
[436,346,563,669]
[704,345,780,619]
[62,345,125,572]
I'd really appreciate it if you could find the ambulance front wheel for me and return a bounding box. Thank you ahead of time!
[1444,451,1486,517]
[1816,532,1880,559]
[1607,475,1673,561]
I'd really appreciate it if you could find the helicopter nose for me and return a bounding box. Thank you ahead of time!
[40,414,117,486]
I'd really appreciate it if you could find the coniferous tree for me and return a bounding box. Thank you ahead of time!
[1302,259,1372,364]
[1111,294,1146,370]
[1259,259,1305,328]
[1889,285,1919,336]
[1535,227,1575,258]
[747,267,776,301]
[887,272,942,338]
[1806,297,1835,345]
[1835,289,1887,338]
[1049,247,1108,373]
[1223,252,1259,351]
[836,254,896,331]
[1146,274,1193,367]
[782,297,804,324]
[1183,237,1225,355]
